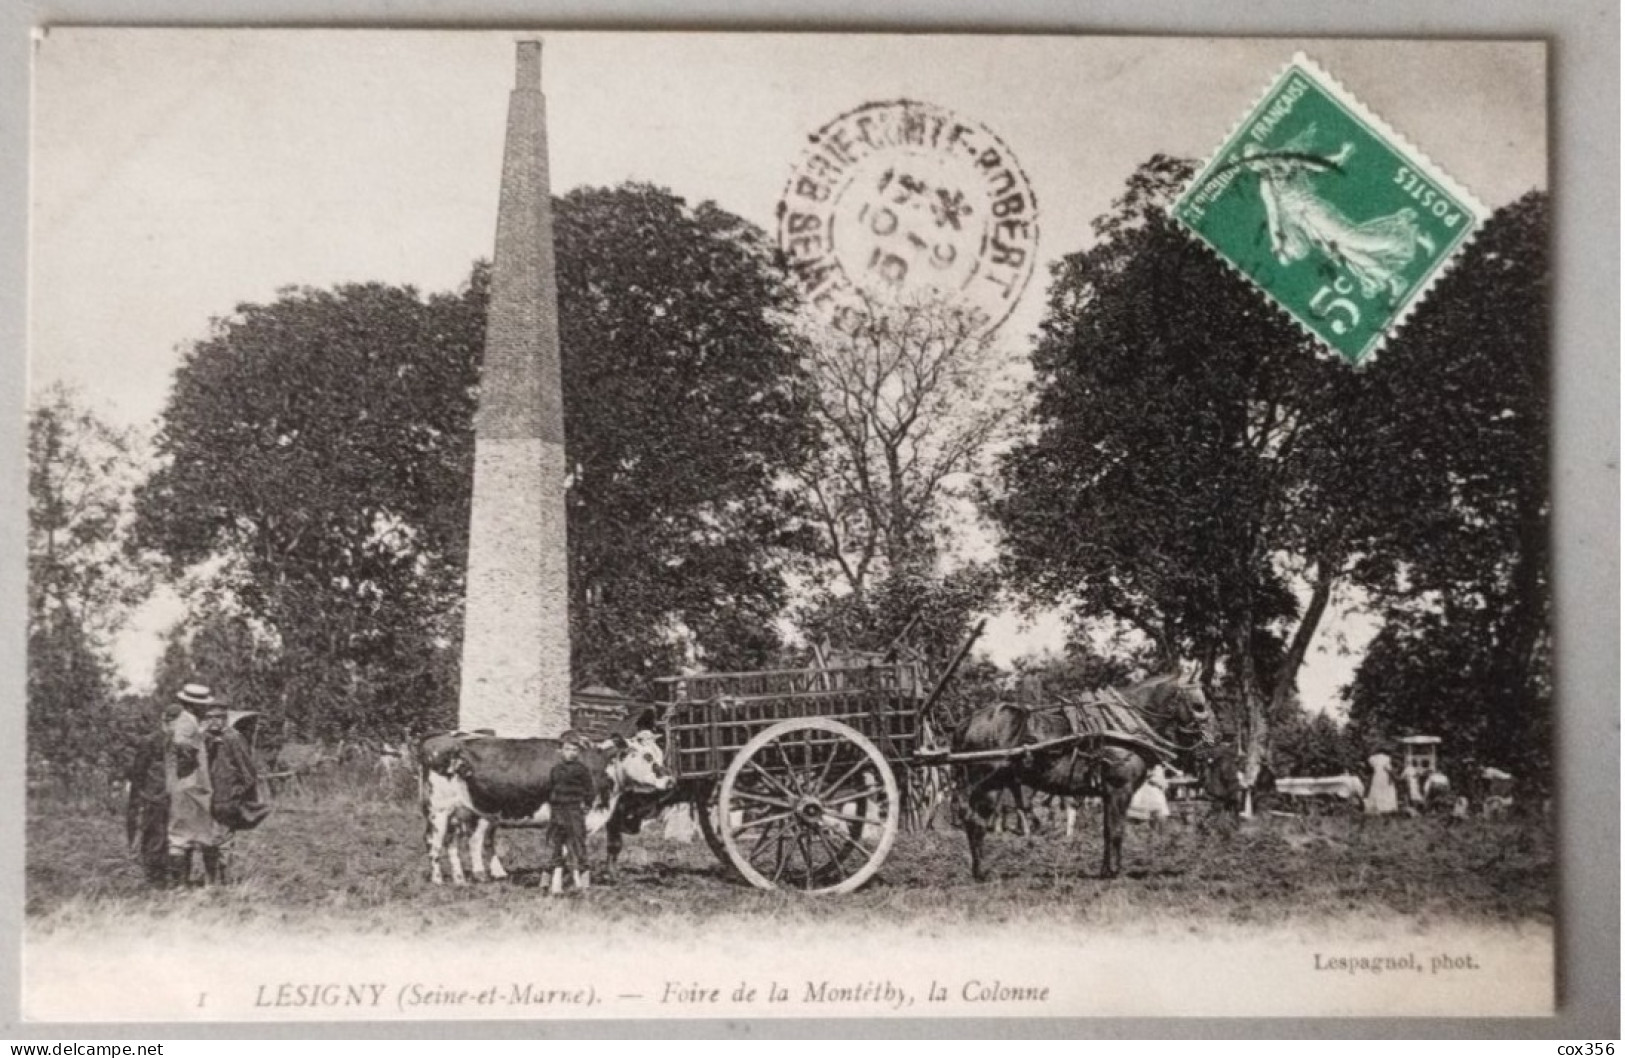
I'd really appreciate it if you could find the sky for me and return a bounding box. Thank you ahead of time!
[29,30,1547,700]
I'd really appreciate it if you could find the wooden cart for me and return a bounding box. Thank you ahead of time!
[647,623,983,895]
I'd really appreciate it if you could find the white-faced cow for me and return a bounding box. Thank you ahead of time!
[419,730,674,886]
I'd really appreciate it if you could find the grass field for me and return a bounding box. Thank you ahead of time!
[25,773,1555,939]
[23,776,1559,1020]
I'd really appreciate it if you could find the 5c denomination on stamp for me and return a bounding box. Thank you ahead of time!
[1175,53,1486,365]
[777,99,1038,336]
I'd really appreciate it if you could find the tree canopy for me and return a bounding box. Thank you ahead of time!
[988,155,1551,780]
[785,291,1012,706]
[28,384,152,765]
[988,156,1355,776]
[134,276,481,738]
[135,183,819,737]
[556,185,819,688]
[792,293,1014,595]
[1343,193,1551,782]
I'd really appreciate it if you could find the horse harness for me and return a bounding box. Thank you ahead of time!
[1008,689,1190,770]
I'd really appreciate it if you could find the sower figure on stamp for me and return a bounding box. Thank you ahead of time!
[201,701,270,884]
[1241,131,1435,303]
[165,683,227,886]
[547,733,594,896]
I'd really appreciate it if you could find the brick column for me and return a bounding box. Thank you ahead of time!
[458,39,571,736]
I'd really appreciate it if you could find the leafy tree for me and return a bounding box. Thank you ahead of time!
[135,184,818,733]
[29,383,152,639]
[134,278,481,739]
[784,290,1013,732]
[28,384,151,766]
[28,616,117,771]
[793,563,999,698]
[793,293,1015,595]
[988,160,1549,785]
[1344,193,1551,783]
[1008,639,1150,702]
[987,156,1364,781]
[556,185,819,687]
[1271,707,1358,777]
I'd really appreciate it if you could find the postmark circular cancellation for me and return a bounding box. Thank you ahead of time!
[777,100,1039,337]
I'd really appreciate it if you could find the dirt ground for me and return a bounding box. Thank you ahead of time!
[25,783,1555,938]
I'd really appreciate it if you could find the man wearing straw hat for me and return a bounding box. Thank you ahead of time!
[164,683,227,885]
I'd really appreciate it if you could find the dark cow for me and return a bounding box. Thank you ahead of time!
[420,730,673,885]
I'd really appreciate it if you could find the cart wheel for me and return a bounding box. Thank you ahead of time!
[717,717,899,894]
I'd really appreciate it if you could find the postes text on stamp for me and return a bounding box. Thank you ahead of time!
[777,100,1038,337]
[1175,54,1487,365]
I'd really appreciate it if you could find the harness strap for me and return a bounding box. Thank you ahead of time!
[1024,690,1191,765]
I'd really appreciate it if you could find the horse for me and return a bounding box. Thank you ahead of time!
[951,669,1216,880]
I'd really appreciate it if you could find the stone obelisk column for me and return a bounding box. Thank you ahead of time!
[458,39,571,736]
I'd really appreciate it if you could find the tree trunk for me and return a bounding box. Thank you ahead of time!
[1267,557,1338,733]
[1231,623,1266,789]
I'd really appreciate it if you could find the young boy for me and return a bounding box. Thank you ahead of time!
[547,734,596,895]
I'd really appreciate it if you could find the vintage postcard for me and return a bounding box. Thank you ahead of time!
[24,30,1554,1022]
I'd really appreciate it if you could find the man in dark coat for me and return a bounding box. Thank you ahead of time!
[547,733,595,895]
[125,714,171,887]
[200,704,270,884]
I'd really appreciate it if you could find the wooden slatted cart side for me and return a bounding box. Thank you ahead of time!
[569,687,656,743]
[654,622,983,896]
[652,661,925,783]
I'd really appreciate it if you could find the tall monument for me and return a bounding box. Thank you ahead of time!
[458,39,571,736]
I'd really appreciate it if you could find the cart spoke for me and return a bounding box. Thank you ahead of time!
[821,785,880,809]
[746,819,775,858]
[747,818,789,862]
[822,819,874,858]
[822,806,880,827]
[811,826,855,881]
[733,809,793,834]
[810,736,843,794]
[731,787,794,811]
[768,831,790,884]
[784,736,830,795]
[796,831,818,891]
[816,755,872,803]
[744,759,800,802]
[766,739,806,795]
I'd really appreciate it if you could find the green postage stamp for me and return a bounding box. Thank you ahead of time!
[1175,53,1487,365]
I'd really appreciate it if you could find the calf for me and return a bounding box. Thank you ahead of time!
[419,730,673,886]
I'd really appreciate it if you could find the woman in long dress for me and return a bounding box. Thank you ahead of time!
[1365,751,1399,815]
